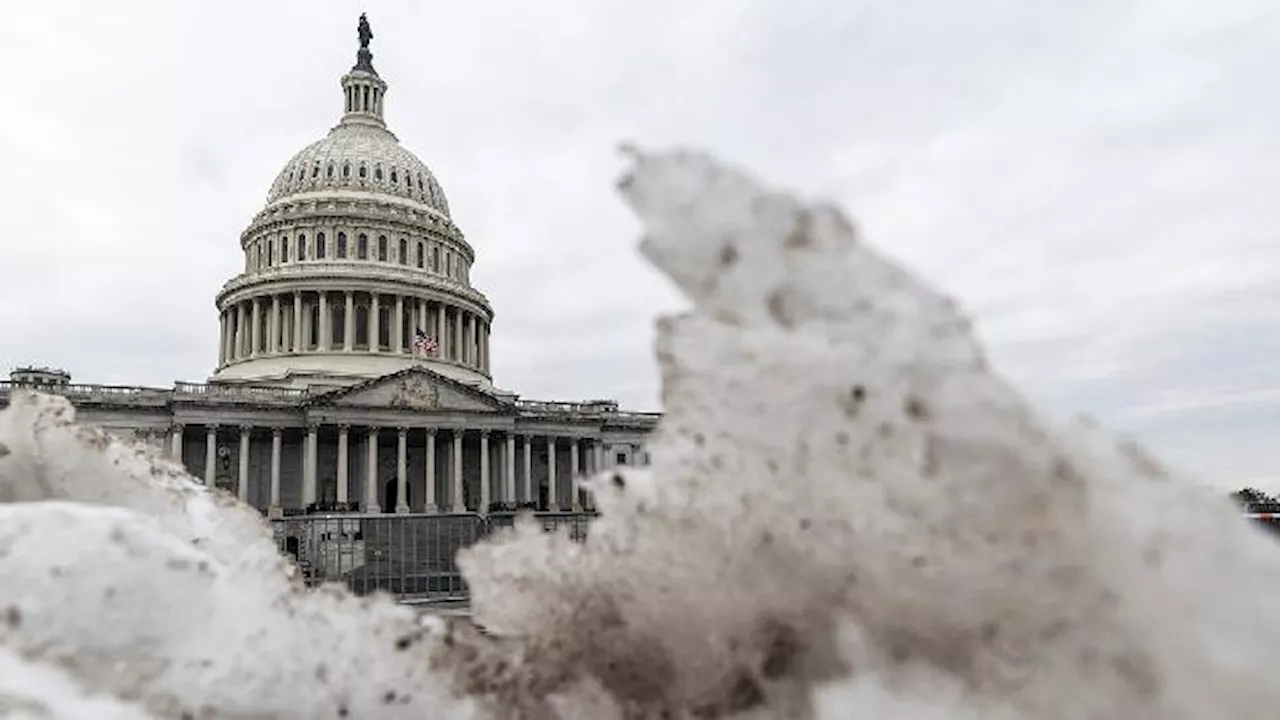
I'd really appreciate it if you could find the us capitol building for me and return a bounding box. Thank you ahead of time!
[1,17,657,518]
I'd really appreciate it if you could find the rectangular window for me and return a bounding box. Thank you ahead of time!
[357,235,368,260]
[398,238,408,265]
[377,236,388,262]
[281,237,290,263]
[337,234,348,258]
[431,247,439,272]
[615,452,627,465]
[267,239,275,265]
[416,242,424,268]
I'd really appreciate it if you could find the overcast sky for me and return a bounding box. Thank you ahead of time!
[0,0,1276,490]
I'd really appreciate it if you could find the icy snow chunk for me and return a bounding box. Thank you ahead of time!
[0,394,480,720]
[456,148,1280,718]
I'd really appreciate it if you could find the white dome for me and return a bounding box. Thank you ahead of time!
[265,123,451,217]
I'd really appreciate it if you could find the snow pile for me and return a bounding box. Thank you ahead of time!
[3,147,1280,718]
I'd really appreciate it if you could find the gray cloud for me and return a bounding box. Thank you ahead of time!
[1,0,1276,489]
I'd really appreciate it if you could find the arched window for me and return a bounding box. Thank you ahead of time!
[390,169,398,184]
[431,246,439,271]
[358,164,367,179]
[357,233,368,260]
[316,232,327,259]
[288,170,295,182]
[268,239,275,265]
[377,235,388,262]
[342,163,351,179]
[298,233,308,260]
[326,163,334,179]
[337,232,348,258]
[398,238,407,264]
[416,241,424,268]
[311,163,320,178]
[417,174,424,190]
[374,165,383,181]
[281,236,290,263]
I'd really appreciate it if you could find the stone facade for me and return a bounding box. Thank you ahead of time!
[0,19,658,517]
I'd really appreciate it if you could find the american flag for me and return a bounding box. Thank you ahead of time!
[413,327,438,355]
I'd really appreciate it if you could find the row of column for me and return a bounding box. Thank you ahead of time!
[217,291,490,373]
[168,423,607,517]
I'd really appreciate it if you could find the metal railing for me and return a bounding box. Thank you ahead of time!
[270,511,598,604]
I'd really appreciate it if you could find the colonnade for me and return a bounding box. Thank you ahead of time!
[217,290,489,372]
[168,423,614,517]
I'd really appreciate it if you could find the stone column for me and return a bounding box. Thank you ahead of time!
[436,303,446,356]
[270,294,281,354]
[269,428,282,517]
[365,427,379,513]
[303,423,318,508]
[250,299,261,357]
[336,425,350,506]
[479,430,490,514]
[417,299,427,346]
[235,304,246,359]
[344,292,354,352]
[169,424,184,466]
[396,427,409,513]
[547,436,558,511]
[424,428,437,512]
[453,308,462,362]
[393,295,404,354]
[318,292,329,351]
[594,440,605,476]
[217,312,227,366]
[292,291,303,353]
[204,425,218,486]
[522,435,532,504]
[505,433,516,503]
[370,293,381,352]
[569,439,581,511]
[451,430,464,512]
[237,425,251,503]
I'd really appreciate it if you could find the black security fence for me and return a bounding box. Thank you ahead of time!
[270,511,598,603]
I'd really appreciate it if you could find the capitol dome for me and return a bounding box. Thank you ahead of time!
[210,15,494,391]
[265,124,452,218]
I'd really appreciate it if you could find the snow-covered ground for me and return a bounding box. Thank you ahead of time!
[2,147,1279,718]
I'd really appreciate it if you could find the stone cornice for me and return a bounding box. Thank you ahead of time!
[215,264,493,315]
[242,195,472,261]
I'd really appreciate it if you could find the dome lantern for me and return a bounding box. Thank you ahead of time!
[339,14,387,130]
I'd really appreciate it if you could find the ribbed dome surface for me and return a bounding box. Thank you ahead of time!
[265,123,451,218]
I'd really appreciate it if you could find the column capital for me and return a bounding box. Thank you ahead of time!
[306,422,320,433]
[205,424,219,432]
[367,426,380,437]
[479,429,491,438]
[424,427,437,436]
[271,427,283,438]
[238,424,253,434]
[398,426,409,437]
[337,423,351,432]
[170,423,185,432]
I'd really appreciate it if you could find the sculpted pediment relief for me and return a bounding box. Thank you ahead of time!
[323,369,506,413]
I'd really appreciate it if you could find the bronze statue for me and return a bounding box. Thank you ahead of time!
[358,13,373,49]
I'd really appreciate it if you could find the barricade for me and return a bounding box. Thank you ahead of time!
[270,510,599,604]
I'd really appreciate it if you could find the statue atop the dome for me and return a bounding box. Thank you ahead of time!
[352,14,377,75]
[357,13,373,49]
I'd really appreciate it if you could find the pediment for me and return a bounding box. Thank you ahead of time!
[316,368,508,413]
